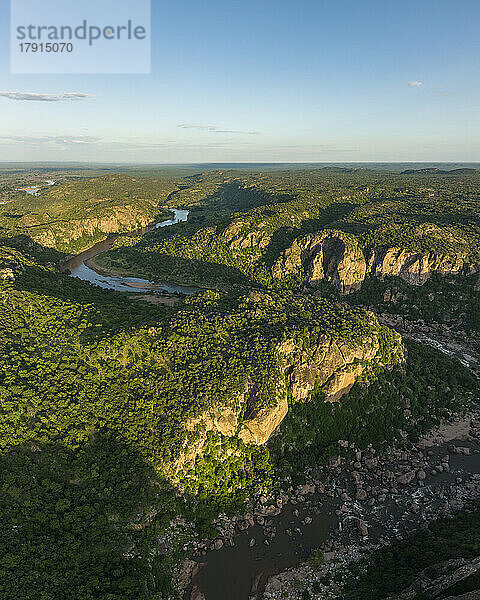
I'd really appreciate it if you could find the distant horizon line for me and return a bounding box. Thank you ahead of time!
[1,160,480,165]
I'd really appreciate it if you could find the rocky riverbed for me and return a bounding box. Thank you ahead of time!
[262,415,480,600]
[376,313,480,376]
[181,411,480,600]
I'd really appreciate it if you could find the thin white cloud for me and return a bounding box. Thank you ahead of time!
[430,87,451,97]
[408,81,423,88]
[0,91,95,102]
[178,123,260,135]
[0,135,100,146]
[0,135,234,152]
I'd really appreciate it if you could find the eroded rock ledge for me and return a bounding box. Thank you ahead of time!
[273,230,479,293]
[34,207,156,252]
[172,302,403,475]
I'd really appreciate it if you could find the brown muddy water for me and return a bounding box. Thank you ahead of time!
[193,501,337,600]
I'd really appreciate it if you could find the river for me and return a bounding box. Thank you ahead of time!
[16,179,55,196]
[190,434,480,600]
[61,208,200,295]
[192,501,337,600]
[189,325,480,600]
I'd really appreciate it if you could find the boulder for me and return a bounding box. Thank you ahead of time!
[397,471,416,485]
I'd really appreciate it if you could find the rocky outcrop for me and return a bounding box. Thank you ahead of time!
[272,231,367,293]
[0,248,28,282]
[315,236,366,293]
[368,247,468,286]
[32,206,155,252]
[238,323,401,445]
[273,231,478,293]
[276,330,391,403]
[173,315,403,476]
[239,391,289,445]
[176,322,385,451]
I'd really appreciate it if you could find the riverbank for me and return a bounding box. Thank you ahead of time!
[262,413,480,600]
[61,208,202,295]
[376,312,480,376]
[85,254,207,292]
[15,179,55,196]
[55,204,480,600]
[85,255,164,287]
[182,316,480,600]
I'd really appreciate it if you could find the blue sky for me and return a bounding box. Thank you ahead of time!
[0,0,479,163]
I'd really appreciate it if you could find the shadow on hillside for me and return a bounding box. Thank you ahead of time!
[0,233,67,264]
[101,181,275,261]
[192,181,287,215]
[0,431,181,600]
[175,181,296,230]
[261,202,355,269]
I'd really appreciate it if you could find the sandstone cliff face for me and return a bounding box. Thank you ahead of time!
[276,328,392,404]
[273,231,478,293]
[32,207,154,252]
[179,378,289,472]
[238,389,289,445]
[368,247,468,286]
[272,231,367,293]
[173,317,402,476]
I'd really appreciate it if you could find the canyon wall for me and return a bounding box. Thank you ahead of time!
[172,314,403,476]
[30,206,157,253]
[273,230,479,293]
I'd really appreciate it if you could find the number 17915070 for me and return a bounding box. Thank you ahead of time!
[19,42,73,52]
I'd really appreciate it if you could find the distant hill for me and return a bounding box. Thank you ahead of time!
[401,167,480,175]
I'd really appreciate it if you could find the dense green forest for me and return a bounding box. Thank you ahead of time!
[0,174,175,253]
[1,166,480,599]
[0,253,403,599]
[1,259,397,481]
[1,266,476,598]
